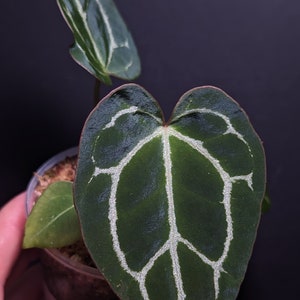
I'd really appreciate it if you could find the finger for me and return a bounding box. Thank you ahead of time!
[0,192,26,292]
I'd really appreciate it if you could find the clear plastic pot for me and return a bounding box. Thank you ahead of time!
[26,147,118,300]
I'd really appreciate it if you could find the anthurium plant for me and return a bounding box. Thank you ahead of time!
[22,0,266,299]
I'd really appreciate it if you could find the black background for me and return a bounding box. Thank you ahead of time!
[1,0,300,299]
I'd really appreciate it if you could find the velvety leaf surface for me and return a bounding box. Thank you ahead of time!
[23,181,81,248]
[75,84,266,300]
[57,0,141,84]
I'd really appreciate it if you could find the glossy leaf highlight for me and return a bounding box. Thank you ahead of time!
[75,84,266,299]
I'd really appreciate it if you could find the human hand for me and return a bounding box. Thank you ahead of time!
[0,193,54,300]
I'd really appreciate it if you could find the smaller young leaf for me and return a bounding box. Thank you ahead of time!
[57,0,141,84]
[23,181,81,249]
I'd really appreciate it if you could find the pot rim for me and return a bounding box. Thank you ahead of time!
[25,146,78,216]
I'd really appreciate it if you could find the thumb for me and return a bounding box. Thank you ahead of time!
[0,192,26,299]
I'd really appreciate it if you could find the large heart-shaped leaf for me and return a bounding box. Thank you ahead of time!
[57,0,141,84]
[74,84,266,299]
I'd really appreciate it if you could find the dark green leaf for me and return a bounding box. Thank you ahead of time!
[57,0,141,84]
[23,181,81,249]
[75,84,266,300]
